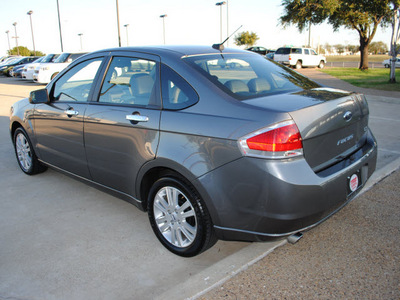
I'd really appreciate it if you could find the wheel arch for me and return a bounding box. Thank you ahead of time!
[136,159,220,226]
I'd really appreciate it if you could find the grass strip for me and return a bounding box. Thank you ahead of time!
[321,68,400,92]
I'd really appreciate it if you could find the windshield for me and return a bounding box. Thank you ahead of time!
[54,53,70,63]
[183,53,320,100]
[42,54,57,63]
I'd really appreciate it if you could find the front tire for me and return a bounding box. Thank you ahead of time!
[147,176,217,257]
[13,127,47,175]
[318,60,325,69]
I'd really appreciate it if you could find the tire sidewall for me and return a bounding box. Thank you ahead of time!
[147,177,208,257]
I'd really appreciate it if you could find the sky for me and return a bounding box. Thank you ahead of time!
[0,0,394,56]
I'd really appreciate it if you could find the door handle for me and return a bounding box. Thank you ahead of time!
[65,109,79,117]
[126,114,149,122]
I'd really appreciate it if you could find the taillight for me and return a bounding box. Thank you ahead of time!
[289,55,292,61]
[238,120,303,159]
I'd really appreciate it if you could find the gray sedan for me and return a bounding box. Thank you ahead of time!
[10,46,377,257]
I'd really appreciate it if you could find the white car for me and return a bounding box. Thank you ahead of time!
[22,54,58,80]
[274,47,326,69]
[382,57,400,68]
[33,52,85,84]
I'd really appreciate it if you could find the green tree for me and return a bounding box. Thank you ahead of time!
[369,41,389,54]
[280,0,393,70]
[8,46,45,56]
[347,44,359,54]
[334,44,345,54]
[234,31,259,48]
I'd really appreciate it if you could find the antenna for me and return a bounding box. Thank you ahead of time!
[212,25,243,51]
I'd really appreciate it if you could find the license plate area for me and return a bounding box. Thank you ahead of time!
[347,170,362,197]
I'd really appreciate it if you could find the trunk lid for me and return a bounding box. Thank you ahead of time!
[243,88,370,172]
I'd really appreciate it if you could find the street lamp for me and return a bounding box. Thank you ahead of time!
[124,24,129,46]
[27,10,36,56]
[116,0,121,47]
[56,0,64,52]
[5,31,11,54]
[160,14,167,44]
[78,33,83,51]
[215,2,226,43]
[12,22,19,56]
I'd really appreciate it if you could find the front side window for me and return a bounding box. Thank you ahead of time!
[99,56,157,107]
[51,57,103,102]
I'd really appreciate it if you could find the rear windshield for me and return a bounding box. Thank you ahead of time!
[183,53,320,100]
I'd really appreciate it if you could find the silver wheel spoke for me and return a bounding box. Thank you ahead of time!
[180,222,195,242]
[153,185,198,249]
[15,133,32,172]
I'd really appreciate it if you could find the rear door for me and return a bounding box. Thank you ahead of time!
[33,55,106,178]
[84,52,161,197]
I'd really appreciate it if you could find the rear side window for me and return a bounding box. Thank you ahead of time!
[99,56,158,107]
[275,48,290,55]
[291,48,302,54]
[161,64,198,110]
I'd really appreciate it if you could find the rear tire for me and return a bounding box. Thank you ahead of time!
[13,127,47,175]
[295,60,302,69]
[147,176,217,257]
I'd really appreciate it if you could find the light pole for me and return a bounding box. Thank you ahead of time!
[12,22,19,56]
[124,24,129,46]
[5,31,11,54]
[27,10,36,56]
[160,14,167,44]
[116,0,121,47]
[78,33,83,51]
[215,2,226,43]
[56,0,64,52]
[226,0,229,47]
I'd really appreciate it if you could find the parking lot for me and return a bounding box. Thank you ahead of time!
[1,73,400,300]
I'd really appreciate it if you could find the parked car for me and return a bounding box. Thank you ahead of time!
[274,47,326,69]
[22,54,58,80]
[382,57,400,68]
[11,64,26,78]
[246,46,270,55]
[1,56,39,76]
[33,52,86,84]
[10,46,377,257]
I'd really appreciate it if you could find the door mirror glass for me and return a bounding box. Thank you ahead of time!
[29,89,50,104]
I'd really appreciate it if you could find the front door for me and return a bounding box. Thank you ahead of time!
[33,56,105,178]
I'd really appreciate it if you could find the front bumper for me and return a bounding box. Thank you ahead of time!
[195,129,377,242]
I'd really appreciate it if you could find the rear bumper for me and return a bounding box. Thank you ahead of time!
[195,129,377,242]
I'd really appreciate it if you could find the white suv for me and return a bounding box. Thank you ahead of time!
[274,47,326,69]
[33,52,86,84]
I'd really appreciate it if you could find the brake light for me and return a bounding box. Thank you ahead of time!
[289,55,292,61]
[238,120,303,159]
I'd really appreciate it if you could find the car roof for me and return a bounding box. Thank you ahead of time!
[90,45,249,58]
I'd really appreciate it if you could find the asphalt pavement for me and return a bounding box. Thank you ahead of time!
[0,69,399,300]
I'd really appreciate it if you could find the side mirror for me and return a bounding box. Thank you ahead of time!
[29,89,50,104]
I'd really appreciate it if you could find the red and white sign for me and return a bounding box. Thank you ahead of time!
[349,174,359,192]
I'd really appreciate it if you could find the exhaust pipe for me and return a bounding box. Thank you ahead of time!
[287,232,303,244]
